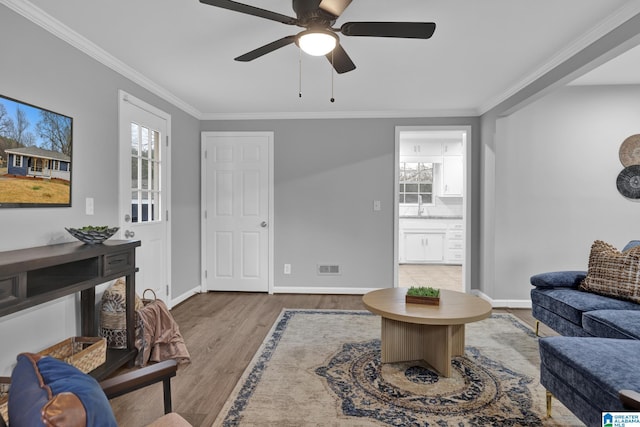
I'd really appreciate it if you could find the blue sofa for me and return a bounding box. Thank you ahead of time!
[531,271,640,339]
[531,240,640,427]
[539,337,640,426]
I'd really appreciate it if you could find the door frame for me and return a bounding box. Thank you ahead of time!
[394,125,471,292]
[200,131,274,294]
[118,90,172,306]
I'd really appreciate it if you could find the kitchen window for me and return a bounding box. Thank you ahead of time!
[399,162,433,205]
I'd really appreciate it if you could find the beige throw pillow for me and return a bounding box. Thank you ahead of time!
[580,240,640,303]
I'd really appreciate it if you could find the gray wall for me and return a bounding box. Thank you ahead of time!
[479,11,640,304]
[202,117,481,290]
[0,7,201,375]
[492,84,640,301]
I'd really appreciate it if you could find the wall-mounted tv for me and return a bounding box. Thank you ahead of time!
[0,94,72,208]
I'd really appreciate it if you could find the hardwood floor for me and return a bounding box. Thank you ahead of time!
[109,292,553,427]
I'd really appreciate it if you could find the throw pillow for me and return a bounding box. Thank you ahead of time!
[7,353,51,426]
[9,353,117,427]
[580,240,640,303]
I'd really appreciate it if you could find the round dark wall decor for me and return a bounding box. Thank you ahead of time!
[619,134,640,167]
[617,165,640,199]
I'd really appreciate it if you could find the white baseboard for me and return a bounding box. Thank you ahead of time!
[471,290,532,308]
[170,285,202,308]
[272,286,384,295]
[171,285,533,308]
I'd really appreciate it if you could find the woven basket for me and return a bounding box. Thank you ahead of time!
[99,278,143,349]
[0,377,8,426]
[142,288,157,306]
[38,337,106,374]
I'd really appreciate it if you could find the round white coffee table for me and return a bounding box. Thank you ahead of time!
[362,288,492,377]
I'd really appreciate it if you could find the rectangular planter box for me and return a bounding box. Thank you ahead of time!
[405,295,440,305]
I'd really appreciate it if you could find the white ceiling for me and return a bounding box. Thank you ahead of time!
[8,0,640,118]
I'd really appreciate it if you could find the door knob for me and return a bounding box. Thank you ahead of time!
[260,221,268,228]
[124,230,135,238]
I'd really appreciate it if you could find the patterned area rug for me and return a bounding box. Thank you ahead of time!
[213,310,582,426]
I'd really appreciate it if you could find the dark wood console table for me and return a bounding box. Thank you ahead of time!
[0,240,141,379]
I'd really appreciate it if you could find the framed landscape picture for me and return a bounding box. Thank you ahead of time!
[0,94,72,207]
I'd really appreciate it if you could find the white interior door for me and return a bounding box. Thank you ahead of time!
[119,91,171,305]
[201,132,273,293]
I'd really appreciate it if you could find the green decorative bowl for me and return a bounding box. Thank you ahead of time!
[65,226,119,244]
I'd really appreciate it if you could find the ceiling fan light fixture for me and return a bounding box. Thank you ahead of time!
[296,29,338,56]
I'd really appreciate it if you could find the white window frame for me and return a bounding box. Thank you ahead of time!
[399,161,435,207]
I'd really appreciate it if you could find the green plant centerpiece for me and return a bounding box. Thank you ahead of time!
[405,286,441,305]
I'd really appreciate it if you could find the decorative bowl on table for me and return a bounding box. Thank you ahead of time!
[65,226,119,244]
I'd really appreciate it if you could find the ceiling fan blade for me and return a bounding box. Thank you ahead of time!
[326,44,356,74]
[340,22,436,39]
[199,0,297,25]
[235,36,296,62]
[319,0,353,18]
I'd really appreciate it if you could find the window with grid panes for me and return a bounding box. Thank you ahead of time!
[130,123,161,223]
[399,162,433,205]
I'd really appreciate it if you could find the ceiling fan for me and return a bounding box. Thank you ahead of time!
[199,0,436,74]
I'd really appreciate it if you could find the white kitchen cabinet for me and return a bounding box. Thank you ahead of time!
[400,141,442,156]
[404,231,445,263]
[399,218,463,265]
[442,141,463,156]
[442,156,463,197]
[445,222,464,264]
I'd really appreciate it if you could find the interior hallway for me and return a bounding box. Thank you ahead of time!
[399,264,463,292]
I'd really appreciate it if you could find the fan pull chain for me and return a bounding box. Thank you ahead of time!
[330,49,335,103]
[298,47,302,98]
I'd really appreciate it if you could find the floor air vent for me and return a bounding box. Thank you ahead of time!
[318,264,340,275]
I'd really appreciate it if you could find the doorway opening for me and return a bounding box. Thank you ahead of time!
[394,126,469,292]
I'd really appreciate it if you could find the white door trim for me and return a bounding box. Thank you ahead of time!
[200,131,274,294]
[394,125,471,293]
[118,90,172,306]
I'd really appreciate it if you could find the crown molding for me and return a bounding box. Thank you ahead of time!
[478,1,640,115]
[2,0,202,119]
[200,108,479,121]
